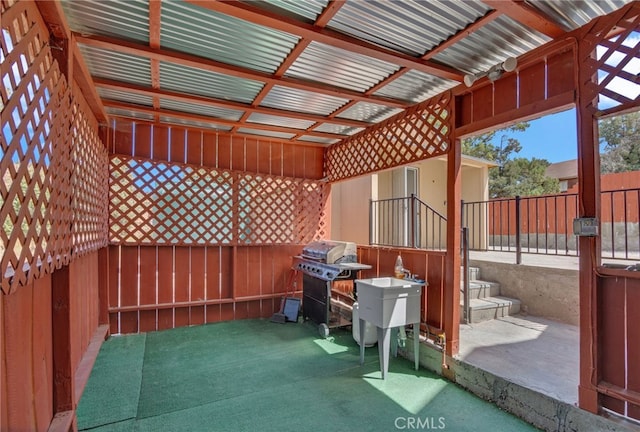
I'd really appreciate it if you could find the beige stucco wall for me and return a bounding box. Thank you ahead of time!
[330,156,492,244]
[330,174,375,244]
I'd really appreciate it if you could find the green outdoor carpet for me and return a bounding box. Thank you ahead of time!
[78,319,539,432]
[76,333,146,430]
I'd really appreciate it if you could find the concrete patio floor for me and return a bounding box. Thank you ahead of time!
[458,314,579,405]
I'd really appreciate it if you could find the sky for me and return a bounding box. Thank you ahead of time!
[487,31,639,165]
[504,109,578,164]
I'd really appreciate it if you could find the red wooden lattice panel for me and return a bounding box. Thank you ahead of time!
[1,0,108,294]
[1,0,72,294]
[585,3,640,116]
[109,155,328,246]
[326,92,452,182]
[71,90,109,257]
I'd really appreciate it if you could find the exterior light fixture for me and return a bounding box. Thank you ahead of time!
[463,57,518,87]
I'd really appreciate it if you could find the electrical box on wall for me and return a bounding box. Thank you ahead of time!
[573,218,599,237]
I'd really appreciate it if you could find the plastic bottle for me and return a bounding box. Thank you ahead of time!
[394,254,404,279]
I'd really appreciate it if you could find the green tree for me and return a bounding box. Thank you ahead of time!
[599,111,640,173]
[462,123,560,198]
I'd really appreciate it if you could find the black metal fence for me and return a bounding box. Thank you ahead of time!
[370,194,446,250]
[462,188,640,262]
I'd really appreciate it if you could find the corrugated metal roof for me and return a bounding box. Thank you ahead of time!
[98,88,153,107]
[159,116,232,132]
[297,135,341,145]
[161,1,299,74]
[159,100,244,121]
[60,0,149,43]
[431,15,550,75]
[374,70,458,103]
[312,123,364,136]
[255,0,329,22]
[260,86,349,116]
[327,0,490,57]
[246,113,316,130]
[159,62,264,104]
[77,44,150,85]
[57,0,632,147]
[337,103,403,123]
[285,41,400,93]
[236,128,295,140]
[528,0,632,31]
[106,107,154,121]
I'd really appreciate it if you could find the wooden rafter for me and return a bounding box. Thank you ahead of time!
[74,33,409,110]
[185,0,465,81]
[93,78,370,128]
[260,0,348,137]
[103,100,349,140]
[483,0,566,38]
[149,0,162,122]
[35,0,107,123]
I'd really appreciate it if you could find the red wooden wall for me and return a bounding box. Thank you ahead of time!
[107,244,303,334]
[0,251,101,431]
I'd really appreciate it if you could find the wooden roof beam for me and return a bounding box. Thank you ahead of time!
[483,0,566,38]
[102,100,350,140]
[186,0,465,81]
[75,33,410,110]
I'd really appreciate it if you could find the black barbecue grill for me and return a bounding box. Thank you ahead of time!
[293,240,371,337]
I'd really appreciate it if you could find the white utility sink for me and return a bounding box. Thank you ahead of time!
[355,277,426,379]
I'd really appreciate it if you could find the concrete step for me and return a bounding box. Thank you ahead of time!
[464,280,501,299]
[461,266,481,282]
[460,296,521,324]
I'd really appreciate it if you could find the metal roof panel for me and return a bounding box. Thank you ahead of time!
[159,61,264,104]
[286,41,400,92]
[312,123,364,136]
[297,135,340,145]
[336,103,403,123]
[253,0,329,21]
[246,113,316,130]
[431,16,551,75]
[160,99,244,121]
[159,116,233,132]
[98,88,154,107]
[106,107,154,121]
[60,0,149,43]
[327,0,490,57]
[528,0,632,31]
[236,128,295,140]
[161,1,299,74]
[77,44,151,86]
[261,86,349,116]
[374,70,458,103]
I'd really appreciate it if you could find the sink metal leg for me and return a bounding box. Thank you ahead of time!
[378,326,391,379]
[413,322,420,371]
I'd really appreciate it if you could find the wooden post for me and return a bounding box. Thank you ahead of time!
[51,266,75,413]
[576,38,600,414]
[444,138,462,357]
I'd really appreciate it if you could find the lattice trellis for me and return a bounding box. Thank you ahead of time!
[110,155,328,246]
[71,99,109,256]
[326,92,452,182]
[580,2,640,116]
[1,0,108,294]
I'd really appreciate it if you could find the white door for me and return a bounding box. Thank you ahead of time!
[391,167,419,246]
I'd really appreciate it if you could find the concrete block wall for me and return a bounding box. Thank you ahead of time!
[468,260,579,326]
[400,338,638,432]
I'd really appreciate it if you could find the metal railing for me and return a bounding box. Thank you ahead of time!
[370,194,447,250]
[462,187,640,262]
